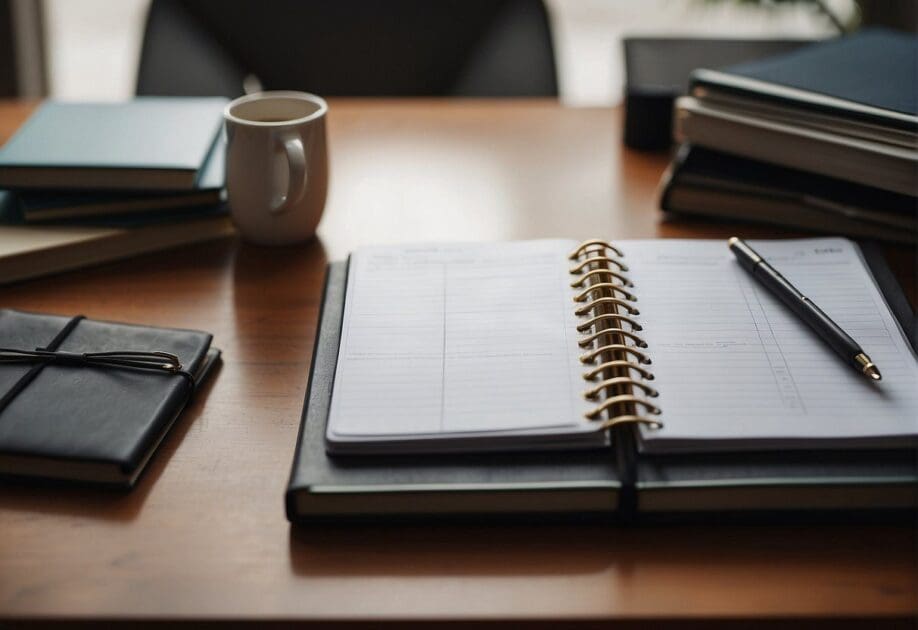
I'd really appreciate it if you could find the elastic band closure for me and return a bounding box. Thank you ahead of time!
[0,315,195,415]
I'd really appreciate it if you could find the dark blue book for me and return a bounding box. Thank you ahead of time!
[0,97,227,191]
[680,30,917,195]
[690,29,917,131]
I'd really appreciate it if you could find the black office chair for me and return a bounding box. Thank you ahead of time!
[136,0,558,98]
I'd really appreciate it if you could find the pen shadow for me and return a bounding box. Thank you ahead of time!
[0,359,222,522]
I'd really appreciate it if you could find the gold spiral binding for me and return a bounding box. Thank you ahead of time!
[570,268,632,288]
[572,283,638,303]
[583,360,654,381]
[568,239,625,259]
[585,395,661,419]
[584,378,658,399]
[569,256,629,274]
[569,239,663,431]
[578,328,647,348]
[579,344,651,364]
[576,313,642,333]
[574,297,639,317]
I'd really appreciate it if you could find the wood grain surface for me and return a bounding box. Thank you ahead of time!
[0,99,915,627]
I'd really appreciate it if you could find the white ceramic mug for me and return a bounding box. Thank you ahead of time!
[224,91,328,245]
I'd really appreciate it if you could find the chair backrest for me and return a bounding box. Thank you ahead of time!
[136,0,557,98]
[0,0,47,97]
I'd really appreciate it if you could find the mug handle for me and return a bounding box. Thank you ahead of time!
[270,130,307,215]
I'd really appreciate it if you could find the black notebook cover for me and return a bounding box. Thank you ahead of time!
[690,28,918,129]
[286,253,917,523]
[0,310,220,487]
[658,144,917,244]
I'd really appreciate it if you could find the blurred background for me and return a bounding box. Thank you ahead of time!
[6,0,914,106]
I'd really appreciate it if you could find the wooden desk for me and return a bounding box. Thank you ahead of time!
[1,100,915,628]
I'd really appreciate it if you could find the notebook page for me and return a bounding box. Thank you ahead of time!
[622,238,918,453]
[326,240,595,446]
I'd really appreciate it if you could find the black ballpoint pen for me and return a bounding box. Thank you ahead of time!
[728,237,882,382]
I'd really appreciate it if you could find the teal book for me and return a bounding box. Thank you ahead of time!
[0,135,226,225]
[0,97,227,191]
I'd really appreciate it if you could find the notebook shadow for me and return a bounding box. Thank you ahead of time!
[287,520,913,579]
[287,521,618,578]
[0,358,222,522]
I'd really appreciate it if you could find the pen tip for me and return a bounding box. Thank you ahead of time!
[728,236,739,247]
[855,353,881,381]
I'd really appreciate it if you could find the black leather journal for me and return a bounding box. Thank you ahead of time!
[286,242,917,523]
[0,309,220,487]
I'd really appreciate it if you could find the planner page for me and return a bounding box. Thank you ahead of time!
[623,238,918,453]
[325,240,602,453]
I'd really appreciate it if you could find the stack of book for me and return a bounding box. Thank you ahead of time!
[0,97,234,284]
[660,29,917,244]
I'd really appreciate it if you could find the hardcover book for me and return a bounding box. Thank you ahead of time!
[659,144,917,244]
[0,214,234,285]
[690,28,917,129]
[0,97,227,191]
[679,29,918,196]
[1,134,227,225]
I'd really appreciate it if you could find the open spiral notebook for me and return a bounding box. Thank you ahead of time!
[324,238,918,456]
[287,237,917,521]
